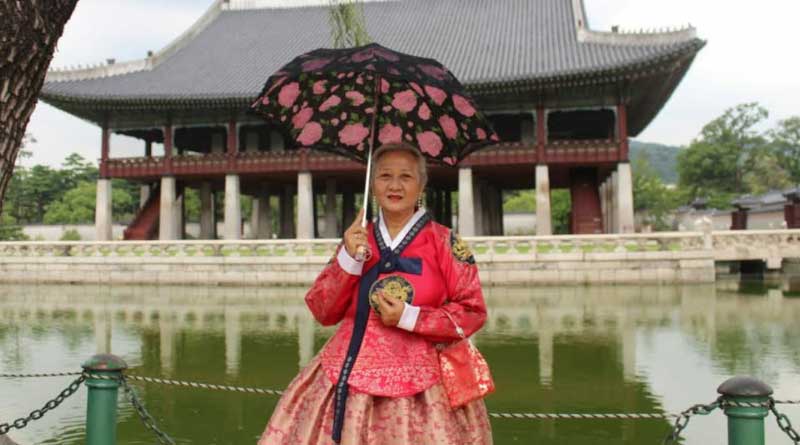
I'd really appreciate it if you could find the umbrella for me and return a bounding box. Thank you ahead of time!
[250,43,498,251]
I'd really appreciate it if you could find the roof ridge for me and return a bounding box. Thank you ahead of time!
[571,0,697,46]
[46,0,226,83]
[223,0,395,11]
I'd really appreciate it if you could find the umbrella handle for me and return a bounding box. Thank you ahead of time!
[354,74,381,263]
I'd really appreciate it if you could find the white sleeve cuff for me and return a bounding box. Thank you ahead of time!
[397,303,420,331]
[336,246,364,276]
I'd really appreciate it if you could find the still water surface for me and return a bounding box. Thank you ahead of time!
[1,281,799,444]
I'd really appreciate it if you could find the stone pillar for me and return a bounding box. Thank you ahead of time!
[199,182,216,239]
[280,185,296,238]
[342,187,356,229]
[599,182,607,233]
[95,179,113,241]
[297,172,314,239]
[458,168,476,236]
[323,178,338,238]
[617,163,634,233]
[610,172,619,233]
[159,176,177,240]
[535,164,552,235]
[224,174,242,240]
[139,184,151,209]
[251,187,272,239]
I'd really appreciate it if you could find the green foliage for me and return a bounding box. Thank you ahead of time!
[632,155,680,230]
[328,0,371,48]
[59,228,81,241]
[43,181,135,224]
[503,190,536,213]
[769,116,800,183]
[551,190,571,234]
[675,102,798,208]
[0,212,29,241]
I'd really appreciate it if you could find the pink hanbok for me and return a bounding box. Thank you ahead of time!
[258,210,492,444]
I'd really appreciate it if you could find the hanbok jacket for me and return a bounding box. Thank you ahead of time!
[305,215,487,398]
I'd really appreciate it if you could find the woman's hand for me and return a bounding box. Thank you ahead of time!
[343,209,368,258]
[376,292,404,327]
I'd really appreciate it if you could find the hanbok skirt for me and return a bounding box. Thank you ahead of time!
[258,355,493,445]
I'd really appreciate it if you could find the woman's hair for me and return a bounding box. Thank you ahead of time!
[371,142,428,189]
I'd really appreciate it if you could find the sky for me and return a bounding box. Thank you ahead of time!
[22,0,800,167]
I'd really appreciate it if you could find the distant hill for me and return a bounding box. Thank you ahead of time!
[630,140,681,184]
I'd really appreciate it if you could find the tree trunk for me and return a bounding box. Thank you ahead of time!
[0,0,79,215]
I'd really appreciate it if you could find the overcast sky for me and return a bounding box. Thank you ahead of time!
[22,0,800,167]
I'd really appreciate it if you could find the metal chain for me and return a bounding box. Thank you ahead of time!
[120,375,176,445]
[770,400,800,444]
[489,412,674,419]
[663,398,721,445]
[0,371,83,378]
[0,375,85,436]
[124,374,285,396]
[775,400,800,405]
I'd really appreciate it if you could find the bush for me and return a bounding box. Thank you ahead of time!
[59,228,81,241]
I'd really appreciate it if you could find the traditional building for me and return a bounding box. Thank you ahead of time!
[41,0,704,240]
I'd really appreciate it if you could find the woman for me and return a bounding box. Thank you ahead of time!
[259,142,492,444]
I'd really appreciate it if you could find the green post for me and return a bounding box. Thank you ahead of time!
[82,354,128,445]
[717,376,772,445]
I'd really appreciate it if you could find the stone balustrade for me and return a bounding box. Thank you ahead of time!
[1,230,799,285]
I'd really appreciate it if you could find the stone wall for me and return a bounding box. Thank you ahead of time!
[0,235,718,285]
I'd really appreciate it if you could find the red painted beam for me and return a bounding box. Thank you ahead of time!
[100,126,110,178]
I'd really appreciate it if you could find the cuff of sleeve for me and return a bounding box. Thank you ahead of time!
[397,303,420,331]
[336,246,364,276]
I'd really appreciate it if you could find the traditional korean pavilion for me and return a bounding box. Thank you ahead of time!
[40,0,704,240]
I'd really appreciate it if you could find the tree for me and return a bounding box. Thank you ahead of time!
[0,0,80,215]
[677,103,771,203]
[633,154,679,230]
[43,181,134,224]
[769,116,800,183]
[328,0,371,48]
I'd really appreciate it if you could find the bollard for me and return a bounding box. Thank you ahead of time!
[82,354,128,445]
[717,376,772,445]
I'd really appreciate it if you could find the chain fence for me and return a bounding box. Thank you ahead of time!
[1,370,799,444]
[0,375,85,436]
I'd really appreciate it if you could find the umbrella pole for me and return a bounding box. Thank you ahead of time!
[355,74,382,261]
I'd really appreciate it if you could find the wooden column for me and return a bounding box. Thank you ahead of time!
[100,125,110,178]
[163,123,173,173]
[227,119,238,169]
[617,103,629,161]
[536,107,546,163]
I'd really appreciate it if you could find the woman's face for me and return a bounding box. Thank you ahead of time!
[373,150,423,217]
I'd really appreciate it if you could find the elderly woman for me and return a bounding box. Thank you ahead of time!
[259,142,492,445]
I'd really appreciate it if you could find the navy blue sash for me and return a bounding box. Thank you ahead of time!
[331,212,430,443]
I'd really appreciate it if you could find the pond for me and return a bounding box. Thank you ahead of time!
[1,281,799,444]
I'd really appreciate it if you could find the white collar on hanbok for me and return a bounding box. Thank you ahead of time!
[378,207,427,251]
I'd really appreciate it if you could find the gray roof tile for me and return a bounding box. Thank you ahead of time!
[42,0,702,103]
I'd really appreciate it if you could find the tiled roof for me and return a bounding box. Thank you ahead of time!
[41,0,703,103]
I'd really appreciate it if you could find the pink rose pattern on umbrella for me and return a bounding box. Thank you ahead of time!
[251,43,498,165]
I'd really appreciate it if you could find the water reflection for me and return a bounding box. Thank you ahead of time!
[0,282,798,444]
